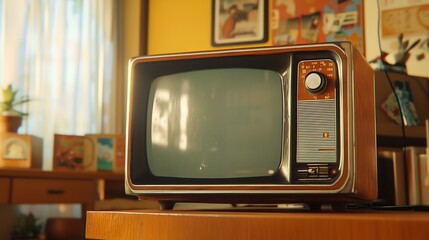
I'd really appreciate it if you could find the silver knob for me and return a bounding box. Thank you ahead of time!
[304,72,327,95]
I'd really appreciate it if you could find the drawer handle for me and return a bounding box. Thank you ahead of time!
[47,189,65,195]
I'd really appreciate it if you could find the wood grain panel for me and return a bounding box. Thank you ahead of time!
[0,177,10,204]
[86,209,429,240]
[351,45,378,200]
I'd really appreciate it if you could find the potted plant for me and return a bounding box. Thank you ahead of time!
[0,84,30,132]
[11,212,42,240]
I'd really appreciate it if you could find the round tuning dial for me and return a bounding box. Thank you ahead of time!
[304,72,328,95]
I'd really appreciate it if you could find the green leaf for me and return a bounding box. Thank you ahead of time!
[0,84,30,116]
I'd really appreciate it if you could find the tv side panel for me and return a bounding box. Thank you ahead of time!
[349,44,377,201]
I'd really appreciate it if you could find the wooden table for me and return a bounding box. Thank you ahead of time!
[86,208,429,240]
[0,168,124,218]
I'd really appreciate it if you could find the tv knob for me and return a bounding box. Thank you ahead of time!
[304,72,327,95]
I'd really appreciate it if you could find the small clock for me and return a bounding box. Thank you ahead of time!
[3,137,28,160]
[0,133,42,168]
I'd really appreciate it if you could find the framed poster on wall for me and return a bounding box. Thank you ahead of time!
[380,2,429,38]
[377,0,429,77]
[212,0,268,46]
[271,0,365,54]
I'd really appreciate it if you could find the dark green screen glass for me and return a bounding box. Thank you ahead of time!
[147,68,283,178]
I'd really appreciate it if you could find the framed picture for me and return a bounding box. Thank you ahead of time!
[53,134,85,170]
[212,0,268,46]
[83,134,125,172]
[380,3,429,38]
[377,1,429,76]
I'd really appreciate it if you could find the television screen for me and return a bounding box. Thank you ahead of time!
[146,68,284,178]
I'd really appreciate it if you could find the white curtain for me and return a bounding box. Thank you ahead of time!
[0,0,119,170]
[0,0,121,229]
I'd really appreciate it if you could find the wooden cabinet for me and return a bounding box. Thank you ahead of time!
[0,169,125,216]
[0,177,10,204]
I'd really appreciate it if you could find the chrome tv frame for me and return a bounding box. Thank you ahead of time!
[125,42,377,210]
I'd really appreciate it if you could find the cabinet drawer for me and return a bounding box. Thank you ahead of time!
[0,177,10,204]
[11,178,96,204]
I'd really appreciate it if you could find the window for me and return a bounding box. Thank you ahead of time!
[0,0,121,169]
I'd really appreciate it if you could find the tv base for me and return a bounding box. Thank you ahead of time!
[159,201,350,212]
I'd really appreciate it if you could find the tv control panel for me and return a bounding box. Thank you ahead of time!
[294,59,338,183]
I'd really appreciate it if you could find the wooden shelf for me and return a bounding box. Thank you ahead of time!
[86,209,429,240]
[375,71,429,147]
[0,168,123,180]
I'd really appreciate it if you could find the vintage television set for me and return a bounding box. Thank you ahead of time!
[125,42,377,210]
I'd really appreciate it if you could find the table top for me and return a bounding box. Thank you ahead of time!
[0,168,123,180]
[86,208,429,240]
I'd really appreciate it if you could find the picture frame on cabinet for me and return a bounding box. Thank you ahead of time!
[52,134,85,170]
[83,134,125,172]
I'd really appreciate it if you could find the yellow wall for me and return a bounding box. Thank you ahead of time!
[146,0,429,79]
[123,0,141,61]
[115,0,141,134]
[148,0,272,55]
